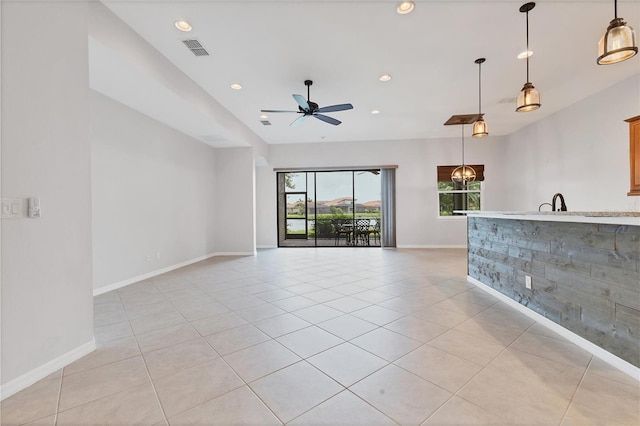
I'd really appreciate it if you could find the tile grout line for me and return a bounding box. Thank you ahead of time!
[558,355,594,425]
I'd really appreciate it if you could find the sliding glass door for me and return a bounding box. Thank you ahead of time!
[277,170,381,248]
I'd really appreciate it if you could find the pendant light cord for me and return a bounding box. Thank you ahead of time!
[461,125,465,167]
[614,0,618,19]
[525,10,530,83]
[478,62,482,114]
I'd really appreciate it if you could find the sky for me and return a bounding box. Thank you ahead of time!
[286,171,381,204]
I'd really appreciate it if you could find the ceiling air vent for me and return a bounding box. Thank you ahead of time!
[260,120,272,126]
[182,39,209,57]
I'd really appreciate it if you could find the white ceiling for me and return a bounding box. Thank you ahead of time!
[95,0,640,147]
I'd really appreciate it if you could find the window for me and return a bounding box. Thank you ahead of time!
[437,165,484,217]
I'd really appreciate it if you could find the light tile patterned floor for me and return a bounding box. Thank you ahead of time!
[2,248,639,425]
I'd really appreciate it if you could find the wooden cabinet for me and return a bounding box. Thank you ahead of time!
[626,115,640,196]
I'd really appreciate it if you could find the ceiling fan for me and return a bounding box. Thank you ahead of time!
[261,80,353,126]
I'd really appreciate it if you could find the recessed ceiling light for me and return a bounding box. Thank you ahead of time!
[174,20,192,32]
[371,109,381,115]
[230,83,242,90]
[517,50,533,59]
[259,114,268,120]
[397,2,415,15]
[379,74,392,82]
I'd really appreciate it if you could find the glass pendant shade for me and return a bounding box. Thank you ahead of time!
[516,82,541,112]
[597,18,638,64]
[451,165,477,185]
[472,117,488,137]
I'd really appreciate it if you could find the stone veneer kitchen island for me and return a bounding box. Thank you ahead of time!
[462,211,640,371]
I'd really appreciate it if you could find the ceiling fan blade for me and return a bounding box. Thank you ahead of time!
[316,103,353,113]
[261,109,299,113]
[314,114,341,126]
[290,115,308,127]
[292,94,310,111]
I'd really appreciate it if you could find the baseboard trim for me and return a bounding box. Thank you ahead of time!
[467,275,640,380]
[93,252,258,296]
[256,245,278,249]
[1,338,96,401]
[397,245,468,249]
[93,253,218,296]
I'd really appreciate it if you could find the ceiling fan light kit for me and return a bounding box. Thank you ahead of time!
[261,80,353,126]
[597,0,638,65]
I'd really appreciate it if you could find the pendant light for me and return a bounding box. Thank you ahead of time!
[516,2,541,113]
[451,125,476,185]
[472,58,488,138]
[597,0,638,65]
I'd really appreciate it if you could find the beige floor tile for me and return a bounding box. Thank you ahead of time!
[164,287,216,310]
[190,311,248,337]
[168,386,281,425]
[143,338,219,379]
[130,310,187,335]
[123,300,177,321]
[1,378,60,425]
[307,343,388,387]
[253,313,312,338]
[427,329,506,366]
[276,326,344,358]
[350,364,451,425]
[255,288,297,302]
[235,303,286,323]
[384,316,449,343]
[568,369,640,424]
[430,298,489,316]
[411,305,471,328]
[289,390,396,425]
[56,382,164,425]
[38,369,63,383]
[292,304,343,324]
[250,361,343,423]
[324,296,372,313]
[472,302,535,330]
[222,294,268,311]
[179,301,230,322]
[487,348,586,399]
[58,356,149,411]
[287,283,323,295]
[224,340,301,382]
[510,330,593,369]
[453,316,526,346]
[330,283,369,296]
[304,289,344,303]
[270,295,317,312]
[351,328,422,361]
[457,364,571,425]
[351,305,405,326]
[94,307,129,328]
[94,320,134,344]
[153,358,244,418]
[352,290,396,304]
[317,314,378,340]
[135,322,202,353]
[394,344,483,393]
[205,324,270,355]
[64,335,140,376]
[23,414,56,425]
[423,395,508,425]
[586,357,640,386]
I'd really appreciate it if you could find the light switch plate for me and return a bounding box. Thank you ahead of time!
[1,198,24,219]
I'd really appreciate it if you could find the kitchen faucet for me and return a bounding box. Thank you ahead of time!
[551,193,567,211]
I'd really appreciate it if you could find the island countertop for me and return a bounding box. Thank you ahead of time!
[455,211,640,226]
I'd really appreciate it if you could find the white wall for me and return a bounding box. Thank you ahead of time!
[1,1,94,390]
[501,73,640,212]
[214,148,256,254]
[259,136,508,247]
[91,92,218,291]
[256,165,278,248]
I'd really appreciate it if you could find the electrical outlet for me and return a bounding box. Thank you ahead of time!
[146,254,152,261]
[525,275,532,289]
